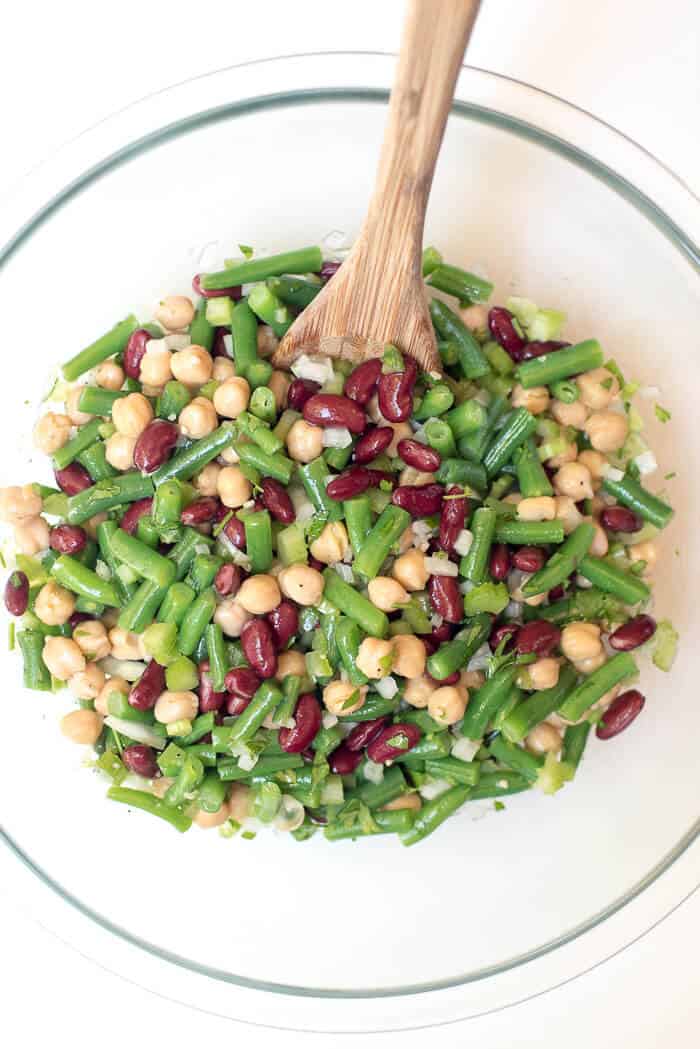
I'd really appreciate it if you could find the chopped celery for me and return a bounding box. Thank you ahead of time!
[205,296,235,326]
[528,309,566,342]
[506,297,538,330]
[16,554,51,588]
[652,619,679,672]
[536,752,574,795]
[483,341,514,375]
[463,581,509,615]
[276,522,308,565]
[306,650,333,681]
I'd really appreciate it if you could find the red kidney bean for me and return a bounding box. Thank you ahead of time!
[4,571,29,616]
[129,659,166,711]
[367,722,421,764]
[198,659,226,713]
[518,340,569,362]
[489,542,511,581]
[439,485,468,552]
[515,620,561,657]
[223,516,246,550]
[133,420,179,474]
[427,670,460,686]
[490,622,518,652]
[354,426,393,465]
[303,394,366,434]
[267,599,299,649]
[365,468,395,488]
[326,466,371,501]
[122,744,159,779]
[608,614,656,651]
[320,260,341,281]
[214,563,241,597]
[345,716,388,752]
[69,611,91,629]
[431,621,453,642]
[392,483,444,517]
[226,694,251,716]
[308,556,324,572]
[49,524,87,555]
[192,273,241,300]
[600,506,643,533]
[278,693,322,753]
[120,497,154,535]
[397,438,441,473]
[180,497,221,525]
[287,378,320,412]
[123,328,152,379]
[260,477,295,523]
[224,666,261,699]
[344,358,382,405]
[422,637,439,656]
[212,327,231,358]
[512,546,546,573]
[428,575,463,623]
[377,357,417,423]
[329,744,363,775]
[596,689,645,740]
[54,462,93,496]
[488,307,525,360]
[241,619,277,678]
[548,584,566,602]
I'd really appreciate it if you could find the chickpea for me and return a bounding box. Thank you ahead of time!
[576,367,620,411]
[154,690,199,725]
[236,574,281,615]
[278,564,324,606]
[268,370,290,411]
[14,516,50,555]
[65,386,94,426]
[578,450,608,487]
[323,680,368,716]
[547,441,578,468]
[368,577,410,612]
[523,591,548,608]
[399,467,435,487]
[193,462,221,497]
[43,637,86,680]
[356,637,395,680]
[276,650,307,680]
[398,526,414,554]
[213,376,250,419]
[561,621,602,662]
[257,325,278,359]
[286,419,324,463]
[151,776,173,798]
[391,634,426,679]
[139,346,173,388]
[95,360,125,391]
[428,686,467,727]
[218,445,240,465]
[217,465,252,509]
[33,412,73,454]
[213,598,251,637]
[69,663,106,701]
[525,722,562,755]
[171,345,213,387]
[0,485,42,523]
[179,397,218,438]
[212,357,236,383]
[73,620,111,661]
[404,675,434,709]
[84,512,108,541]
[528,657,560,691]
[586,411,628,453]
[517,496,557,522]
[94,676,129,716]
[60,709,103,746]
[194,804,230,829]
[628,540,658,570]
[392,548,428,591]
[458,303,489,333]
[109,627,146,661]
[105,433,137,471]
[554,495,583,535]
[574,651,607,675]
[382,792,422,812]
[387,422,413,458]
[112,392,154,438]
[553,462,594,501]
[310,521,349,565]
[550,399,588,429]
[228,783,253,824]
[34,580,76,625]
[511,383,549,416]
[154,294,195,331]
[588,519,609,557]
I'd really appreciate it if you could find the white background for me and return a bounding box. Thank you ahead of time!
[1,0,697,1045]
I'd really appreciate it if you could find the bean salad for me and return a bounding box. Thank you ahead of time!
[0,244,678,843]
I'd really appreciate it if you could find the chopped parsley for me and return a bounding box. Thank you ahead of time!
[655,404,671,423]
[238,244,254,258]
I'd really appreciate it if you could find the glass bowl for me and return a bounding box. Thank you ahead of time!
[0,53,698,1033]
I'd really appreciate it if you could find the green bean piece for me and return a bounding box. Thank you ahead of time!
[67,472,154,525]
[136,515,160,550]
[77,441,117,482]
[76,538,99,570]
[550,378,579,403]
[296,457,343,521]
[501,665,578,743]
[602,474,674,530]
[398,733,452,765]
[353,505,411,581]
[427,263,494,303]
[118,579,167,633]
[562,721,591,770]
[273,408,302,443]
[17,630,51,691]
[401,784,471,845]
[515,339,603,389]
[493,519,565,545]
[197,772,228,814]
[190,298,215,351]
[337,695,399,722]
[165,654,199,692]
[423,419,457,458]
[469,770,531,801]
[413,384,455,422]
[461,665,521,740]
[235,410,284,455]
[438,340,460,367]
[152,479,183,540]
[205,624,228,691]
[444,399,487,439]
[487,736,543,782]
[152,423,236,486]
[482,408,538,478]
[435,457,488,493]
[323,442,354,471]
[165,752,205,807]
[78,386,129,416]
[460,507,496,584]
[246,359,274,390]
[178,590,217,656]
[62,315,139,382]
[53,418,104,471]
[321,572,388,642]
[169,527,210,582]
[345,766,407,810]
[157,381,191,421]
[186,553,223,593]
[248,283,294,337]
[228,681,283,746]
[273,674,302,725]
[219,754,304,782]
[558,652,637,722]
[522,522,595,596]
[51,554,122,608]
[515,437,553,497]
[484,341,515,376]
[577,555,651,605]
[106,786,191,832]
[424,757,481,787]
[335,618,369,685]
[325,809,414,841]
[109,530,175,588]
[248,386,277,425]
[426,614,491,681]
[96,521,137,604]
[266,275,321,309]
[244,511,273,573]
[343,495,373,558]
[421,245,443,276]
[202,247,322,291]
[429,299,489,379]
[233,441,294,485]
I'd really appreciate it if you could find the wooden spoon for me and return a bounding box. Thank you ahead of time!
[272,0,481,376]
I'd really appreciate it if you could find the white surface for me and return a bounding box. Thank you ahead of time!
[1,0,698,1045]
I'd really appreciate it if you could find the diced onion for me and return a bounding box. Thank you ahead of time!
[419,779,452,801]
[575,574,594,589]
[321,229,348,251]
[425,556,458,577]
[274,795,305,833]
[411,520,433,541]
[363,760,384,785]
[237,751,259,772]
[144,338,171,357]
[322,712,338,730]
[467,643,493,672]
[194,543,210,555]
[429,613,444,628]
[222,333,233,355]
[163,333,191,350]
[100,657,146,681]
[634,450,658,476]
[451,736,480,762]
[459,579,475,594]
[104,716,166,750]
[291,354,334,385]
[322,427,352,449]
[453,529,474,557]
[94,559,111,581]
[505,600,523,619]
[333,563,354,583]
[375,676,398,699]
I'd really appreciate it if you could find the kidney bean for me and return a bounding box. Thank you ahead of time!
[192,273,241,300]
[518,340,569,361]
[198,659,226,712]
[512,546,546,573]
[397,438,441,473]
[596,689,645,740]
[122,744,159,779]
[327,466,371,501]
[600,506,643,533]
[438,485,468,552]
[226,694,251,715]
[260,477,295,523]
[241,619,277,679]
[548,584,566,602]
[428,575,463,623]
[608,614,656,652]
[367,722,421,764]
[489,542,511,581]
[54,462,93,496]
[344,358,382,405]
[392,483,444,517]
[214,563,241,597]
[4,571,29,616]
[287,378,320,412]
[267,599,299,649]
[223,516,246,549]
[278,693,322,753]
[123,328,152,379]
[490,622,518,652]
[345,716,388,752]
[329,744,363,775]
[180,497,221,525]
[134,420,179,474]
[224,666,261,699]
[120,497,154,535]
[129,659,166,711]
[377,357,417,423]
[69,611,91,629]
[303,394,366,434]
[212,327,231,358]
[49,524,87,555]
[427,670,460,686]
[308,556,324,573]
[354,426,393,465]
[488,307,525,360]
[515,620,561,657]
[431,621,453,643]
[320,260,342,281]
